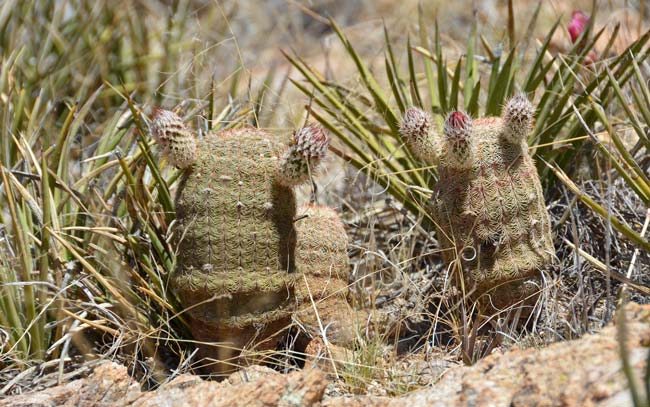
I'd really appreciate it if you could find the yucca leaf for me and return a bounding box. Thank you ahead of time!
[384,24,408,113]
[588,97,650,202]
[507,0,515,48]
[418,4,438,111]
[449,56,463,110]
[407,36,423,108]
[467,78,481,117]
[464,9,478,107]
[522,17,561,92]
[486,48,517,116]
[480,35,495,61]
[329,18,400,133]
[435,21,448,112]
[1,165,42,357]
[518,0,543,64]
[606,67,650,157]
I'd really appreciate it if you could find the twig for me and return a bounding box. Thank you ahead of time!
[562,238,650,296]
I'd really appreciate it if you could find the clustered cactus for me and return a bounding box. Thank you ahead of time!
[150,92,552,374]
[151,109,341,375]
[400,95,554,311]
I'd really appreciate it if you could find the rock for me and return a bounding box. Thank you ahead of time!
[137,367,326,407]
[2,304,648,407]
[322,303,650,407]
[304,337,354,375]
[0,363,327,407]
[0,363,141,407]
[225,365,278,386]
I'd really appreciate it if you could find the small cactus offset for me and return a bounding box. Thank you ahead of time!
[294,204,358,346]
[150,108,197,169]
[277,124,329,186]
[399,107,439,164]
[151,109,332,375]
[441,111,473,170]
[400,95,554,311]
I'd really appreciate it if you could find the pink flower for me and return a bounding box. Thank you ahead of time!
[568,10,590,43]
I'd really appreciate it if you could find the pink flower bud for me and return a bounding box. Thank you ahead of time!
[293,123,329,159]
[568,10,590,43]
[442,111,473,169]
[447,111,470,131]
[444,111,472,145]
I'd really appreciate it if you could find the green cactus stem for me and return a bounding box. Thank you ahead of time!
[294,204,359,346]
[400,95,554,311]
[150,108,197,169]
[151,109,330,375]
[399,107,439,165]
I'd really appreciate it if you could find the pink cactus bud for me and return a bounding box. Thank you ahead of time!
[447,111,469,130]
[568,10,590,43]
[442,111,473,169]
[293,123,329,160]
[277,123,329,186]
[444,111,472,143]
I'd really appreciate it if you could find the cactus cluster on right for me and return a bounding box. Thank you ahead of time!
[400,95,554,311]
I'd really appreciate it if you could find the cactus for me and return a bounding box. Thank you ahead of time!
[400,95,554,311]
[150,108,197,169]
[399,107,439,164]
[294,204,358,346]
[151,110,329,375]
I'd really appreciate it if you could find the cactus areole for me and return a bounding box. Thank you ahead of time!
[400,95,554,310]
[151,109,329,374]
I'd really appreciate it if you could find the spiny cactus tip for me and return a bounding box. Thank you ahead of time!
[294,123,330,160]
[150,108,182,140]
[400,107,431,141]
[399,107,439,164]
[277,123,329,186]
[443,111,472,144]
[446,111,471,131]
[149,107,197,169]
[442,111,473,169]
[503,94,534,144]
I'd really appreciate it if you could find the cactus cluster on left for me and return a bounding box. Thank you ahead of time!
[150,109,334,375]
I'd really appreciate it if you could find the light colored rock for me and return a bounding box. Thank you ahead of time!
[2,304,648,407]
[0,363,327,407]
[137,367,326,407]
[323,303,650,407]
[225,364,278,386]
[0,362,141,407]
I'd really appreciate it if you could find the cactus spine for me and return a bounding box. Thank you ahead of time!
[400,95,554,310]
[151,110,330,375]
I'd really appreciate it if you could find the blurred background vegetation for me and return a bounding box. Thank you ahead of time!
[0,0,648,398]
